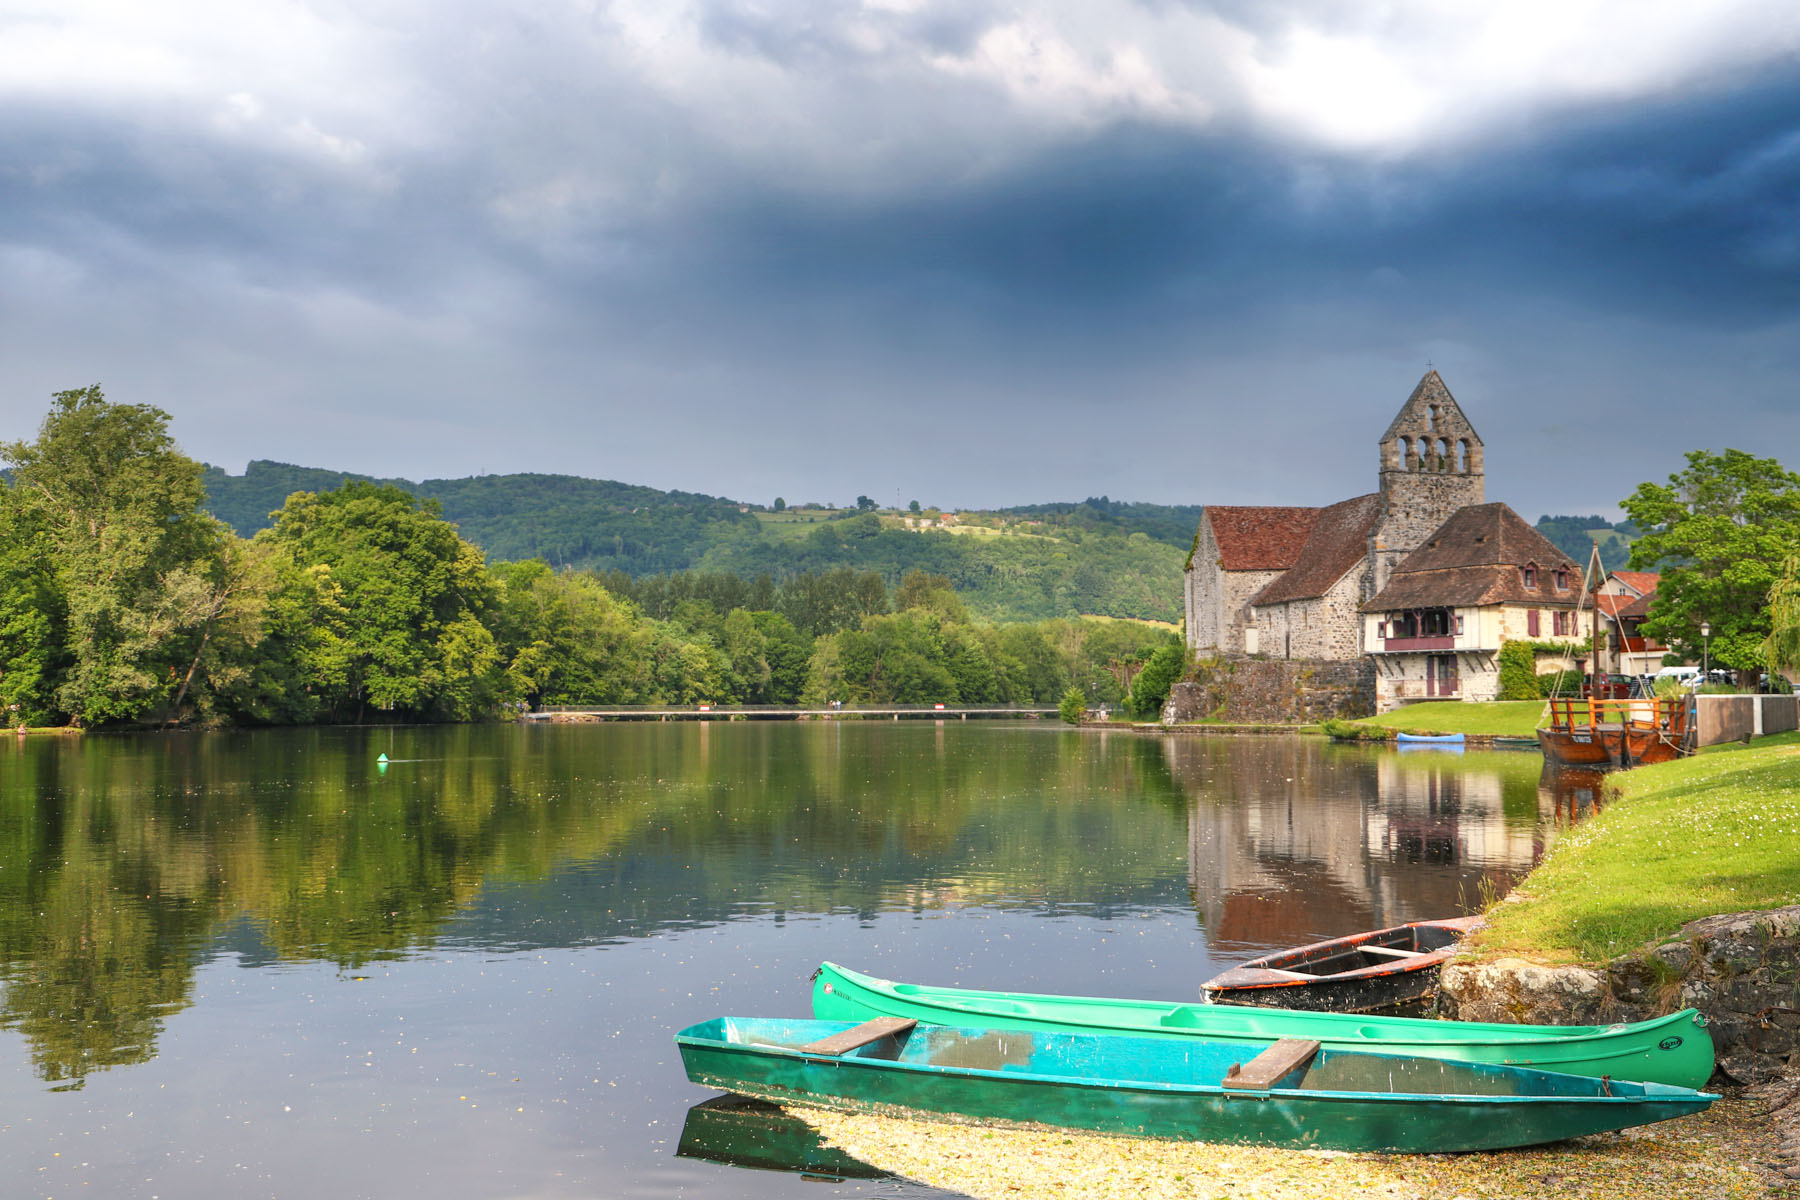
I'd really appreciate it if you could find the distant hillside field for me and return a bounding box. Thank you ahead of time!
[1534,514,1640,573]
[203,463,1192,622]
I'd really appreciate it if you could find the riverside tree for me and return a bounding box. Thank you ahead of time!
[1623,448,1800,683]
[0,386,231,725]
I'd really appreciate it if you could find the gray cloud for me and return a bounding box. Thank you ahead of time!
[2,2,1799,517]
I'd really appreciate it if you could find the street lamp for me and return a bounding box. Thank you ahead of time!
[1700,621,1711,684]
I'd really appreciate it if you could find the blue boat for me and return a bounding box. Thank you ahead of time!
[676,1016,1716,1153]
[1395,731,1465,744]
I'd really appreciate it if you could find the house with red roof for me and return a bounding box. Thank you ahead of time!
[1362,503,1585,705]
[1595,570,1665,676]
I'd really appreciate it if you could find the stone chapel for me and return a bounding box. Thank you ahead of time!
[1182,370,1486,663]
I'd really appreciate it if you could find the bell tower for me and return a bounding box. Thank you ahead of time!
[1368,370,1484,597]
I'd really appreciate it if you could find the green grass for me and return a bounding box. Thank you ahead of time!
[1474,731,1800,964]
[1351,700,1547,738]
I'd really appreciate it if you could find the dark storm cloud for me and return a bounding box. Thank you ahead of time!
[2,1,1798,512]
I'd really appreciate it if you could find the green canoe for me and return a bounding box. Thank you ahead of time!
[812,961,1715,1090]
[677,1016,1716,1152]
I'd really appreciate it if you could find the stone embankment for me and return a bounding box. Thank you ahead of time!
[1162,659,1374,725]
[1442,903,1800,1182]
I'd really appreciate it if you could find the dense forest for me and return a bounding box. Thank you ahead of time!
[203,462,1190,622]
[2,389,1177,728]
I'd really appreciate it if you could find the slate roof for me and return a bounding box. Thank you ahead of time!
[1204,506,1320,571]
[1364,502,1580,611]
[1251,493,1382,606]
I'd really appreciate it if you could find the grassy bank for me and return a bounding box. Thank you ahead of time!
[1346,700,1547,739]
[1474,730,1800,964]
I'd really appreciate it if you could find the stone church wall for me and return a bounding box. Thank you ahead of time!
[1252,567,1369,661]
[1186,523,1281,655]
[1163,658,1376,724]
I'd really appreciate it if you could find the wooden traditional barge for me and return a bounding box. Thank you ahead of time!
[1536,695,1695,770]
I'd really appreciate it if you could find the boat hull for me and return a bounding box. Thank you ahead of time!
[678,1017,1715,1153]
[1538,696,1695,769]
[811,962,1715,1090]
[1199,917,1482,1012]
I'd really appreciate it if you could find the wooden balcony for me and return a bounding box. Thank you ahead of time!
[1381,635,1455,652]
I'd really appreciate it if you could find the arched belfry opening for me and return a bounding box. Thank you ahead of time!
[1371,369,1486,595]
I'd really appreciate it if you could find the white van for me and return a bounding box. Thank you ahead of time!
[1654,666,1700,689]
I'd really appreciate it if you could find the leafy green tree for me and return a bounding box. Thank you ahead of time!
[264,482,506,720]
[744,610,810,704]
[855,495,876,511]
[1623,449,1800,682]
[1059,686,1086,724]
[1763,555,1800,679]
[1127,639,1186,719]
[776,568,889,637]
[908,500,921,514]
[0,484,65,724]
[773,497,786,512]
[1,386,228,725]
[893,570,969,623]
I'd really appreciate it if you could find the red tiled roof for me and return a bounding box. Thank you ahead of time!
[1594,592,1635,618]
[1205,506,1320,571]
[1252,493,1381,605]
[1617,589,1656,619]
[1609,570,1659,596]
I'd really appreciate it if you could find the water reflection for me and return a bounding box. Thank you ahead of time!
[676,1095,886,1182]
[1169,738,1573,953]
[0,726,1593,1100]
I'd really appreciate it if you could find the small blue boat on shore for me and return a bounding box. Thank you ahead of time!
[1395,732,1465,745]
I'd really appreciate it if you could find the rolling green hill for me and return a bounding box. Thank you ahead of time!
[202,462,1191,622]
[1534,514,1641,573]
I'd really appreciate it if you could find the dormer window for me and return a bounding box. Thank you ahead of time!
[1553,568,1568,592]
[1522,563,1538,590]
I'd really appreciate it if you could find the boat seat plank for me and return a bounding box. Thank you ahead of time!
[799,1018,917,1056]
[1223,1038,1321,1090]
[1360,945,1425,958]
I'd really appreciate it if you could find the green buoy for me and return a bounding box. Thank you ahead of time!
[377,753,389,763]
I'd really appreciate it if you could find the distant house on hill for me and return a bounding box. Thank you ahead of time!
[1595,570,1665,677]
[1362,503,1584,705]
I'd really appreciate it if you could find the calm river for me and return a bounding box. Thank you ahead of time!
[0,722,1597,1199]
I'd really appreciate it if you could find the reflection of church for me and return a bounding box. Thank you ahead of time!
[1169,739,1553,952]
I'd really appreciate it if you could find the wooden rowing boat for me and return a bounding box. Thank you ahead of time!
[810,961,1715,1089]
[1199,916,1482,1012]
[676,1016,1716,1152]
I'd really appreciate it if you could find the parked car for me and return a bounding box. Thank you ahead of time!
[1580,674,1633,700]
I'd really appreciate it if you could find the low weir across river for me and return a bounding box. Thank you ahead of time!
[527,703,1057,721]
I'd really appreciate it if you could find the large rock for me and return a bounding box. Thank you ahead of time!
[1438,958,1607,1025]
[1441,904,1800,1084]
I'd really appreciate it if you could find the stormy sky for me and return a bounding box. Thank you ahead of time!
[3,2,1798,515]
